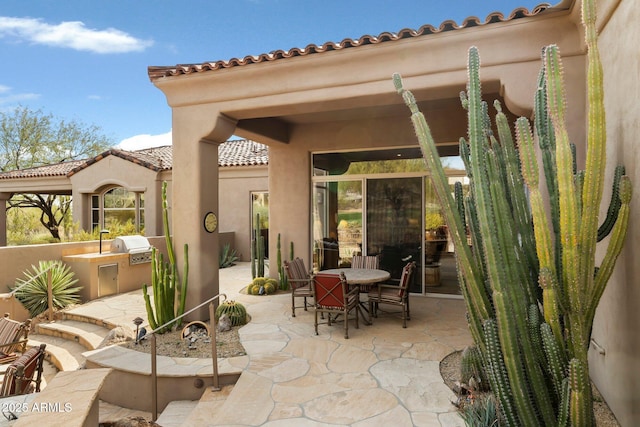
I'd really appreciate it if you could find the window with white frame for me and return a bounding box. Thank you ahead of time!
[90,187,144,233]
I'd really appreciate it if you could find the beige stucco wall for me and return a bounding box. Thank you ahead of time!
[219,165,268,261]
[588,0,640,425]
[69,155,170,237]
[0,237,167,316]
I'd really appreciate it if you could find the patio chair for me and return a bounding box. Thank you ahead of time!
[0,343,46,397]
[368,261,416,328]
[284,257,314,317]
[314,272,359,339]
[0,314,32,365]
[351,255,380,270]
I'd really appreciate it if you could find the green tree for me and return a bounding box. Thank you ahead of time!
[1,106,113,240]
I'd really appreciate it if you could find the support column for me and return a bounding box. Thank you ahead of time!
[171,109,236,321]
[0,193,9,246]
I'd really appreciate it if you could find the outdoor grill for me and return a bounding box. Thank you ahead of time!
[110,235,153,265]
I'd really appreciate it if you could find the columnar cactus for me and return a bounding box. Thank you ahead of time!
[393,0,630,425]
[277,233,289,290]
[251,213,265,279]
[142,181,189,333]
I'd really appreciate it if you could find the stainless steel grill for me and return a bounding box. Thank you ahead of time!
[110,236,153,265]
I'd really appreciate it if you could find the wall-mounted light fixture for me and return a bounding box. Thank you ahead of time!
[99,229,110,254]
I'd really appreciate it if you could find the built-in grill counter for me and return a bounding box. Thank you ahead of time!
[63,235,154,302]
[110,236,153,265]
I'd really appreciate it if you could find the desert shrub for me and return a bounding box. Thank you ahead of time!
[219,243,239,268]
[12,260,82,317]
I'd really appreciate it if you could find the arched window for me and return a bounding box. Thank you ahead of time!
[90,187,145,233]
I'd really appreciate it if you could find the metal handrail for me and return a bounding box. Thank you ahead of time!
[143,292,228,421]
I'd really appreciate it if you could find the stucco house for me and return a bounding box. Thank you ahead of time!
[0,139,268,261]
[145,0,639,423]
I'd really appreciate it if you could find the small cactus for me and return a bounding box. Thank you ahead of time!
[460,346,489,392]
[215,300,247,326]
[248,277,277,295]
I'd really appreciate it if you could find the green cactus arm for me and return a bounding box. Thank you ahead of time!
[597,165,625,241]
[154,268,166,328]
[483,319,520,427]
[161,181,176,266]
[454,181,466,230]
[535,68,564,280]
[142,284,158,331]
[393,72,491,320]
[177,243,189,325]
[578,0,607,295]
[495,102,537,278]
[493,291,540,426]
[557,378,571,427]
[587,176,631,331]
[544,45,581,310]
[569,358,594,427]
[539,267,566,351]
[517,117,556,278]
[250,236,256,279]
[541,322,568,401]
[527,305,546,368]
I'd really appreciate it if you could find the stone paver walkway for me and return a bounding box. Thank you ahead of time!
[70,262,473,426]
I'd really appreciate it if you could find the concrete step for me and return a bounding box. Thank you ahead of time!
[27,335,86,371]
[34,319,110,351]
[180,385,235,427]
[156,400,199,427]
[99,400,152,425]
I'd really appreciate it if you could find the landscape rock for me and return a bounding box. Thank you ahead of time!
[98,325,136,348]
[218,313,232,332]
[99,416,161,427]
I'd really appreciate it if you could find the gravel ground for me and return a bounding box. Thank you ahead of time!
[440,350,619,426]
[119,324,246,359]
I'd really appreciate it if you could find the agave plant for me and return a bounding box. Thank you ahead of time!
[219,243,239,268]
[13,260,82,317]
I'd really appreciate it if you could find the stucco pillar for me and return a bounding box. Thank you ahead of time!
[0,193,9,246]
[172,109,236,321]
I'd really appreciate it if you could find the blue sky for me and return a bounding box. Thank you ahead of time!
[0,0,547,151]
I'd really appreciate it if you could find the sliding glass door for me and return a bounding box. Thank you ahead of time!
[366,177,422,293]
[312,148,466,297]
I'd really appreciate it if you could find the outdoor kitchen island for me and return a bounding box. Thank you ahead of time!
[63,236,153,302]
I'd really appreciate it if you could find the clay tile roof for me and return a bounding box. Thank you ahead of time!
[148,3,552,81]
[0,139,268,181]
[0,160,86,180]
[219,139,269,167]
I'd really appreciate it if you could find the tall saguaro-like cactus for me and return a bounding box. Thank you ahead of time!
[142,181,189,333]
[393,0,630,425]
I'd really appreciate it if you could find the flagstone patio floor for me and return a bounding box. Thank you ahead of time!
[74,262,473,426]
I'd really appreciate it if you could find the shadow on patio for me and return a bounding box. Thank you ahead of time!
[207,261,472,426]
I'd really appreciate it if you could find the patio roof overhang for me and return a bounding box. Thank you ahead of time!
[148,1,583,147]
[0,176,72,196]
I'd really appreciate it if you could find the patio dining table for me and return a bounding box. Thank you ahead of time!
[320,268,391,324]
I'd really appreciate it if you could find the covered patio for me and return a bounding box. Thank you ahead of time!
[147,0,640,423]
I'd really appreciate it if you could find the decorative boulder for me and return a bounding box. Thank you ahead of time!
[97,325,136,348]
[218,313,232,332]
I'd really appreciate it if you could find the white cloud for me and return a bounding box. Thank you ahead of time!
[0,85,40,105]
[116,130,172,151]
[0,16,153,54]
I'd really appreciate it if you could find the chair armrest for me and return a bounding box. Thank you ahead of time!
[0,338,28,351]
[289,277,312,290]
